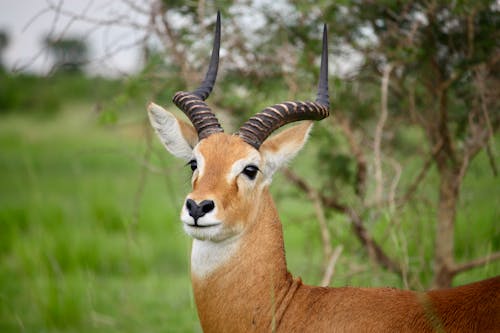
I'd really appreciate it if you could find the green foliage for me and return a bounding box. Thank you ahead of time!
[0,73,122,116]
[314,125,355,190]
[0,73,60,116]
[0,29,9,70]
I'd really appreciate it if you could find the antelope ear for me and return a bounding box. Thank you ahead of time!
[147,102,198,160]
[259,121,313,179]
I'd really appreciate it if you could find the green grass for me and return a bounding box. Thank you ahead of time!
[0,107,199,332]
[0,105,498,332]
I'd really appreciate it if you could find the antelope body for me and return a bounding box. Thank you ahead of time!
[147,12,500,333]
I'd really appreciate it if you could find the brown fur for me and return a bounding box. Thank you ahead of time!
[190,182,499,332]
[190,134,259,232]
[178,117,199,148]
[150,113,499,332]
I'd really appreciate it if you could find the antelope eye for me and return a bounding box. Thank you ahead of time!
[187,159,197,172]
[242,165,259,180]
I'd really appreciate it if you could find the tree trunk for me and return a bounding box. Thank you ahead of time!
[432,164,460,288]
[431,89,461,289]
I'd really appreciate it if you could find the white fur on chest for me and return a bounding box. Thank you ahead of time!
[191,237,240,278]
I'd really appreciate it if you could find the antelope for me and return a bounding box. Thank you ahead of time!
[147,12,499,333]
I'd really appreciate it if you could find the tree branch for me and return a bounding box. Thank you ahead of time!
[452,252,500,275]
[132,118,153,232]
[336,115,367,199]
[474,65,498,177]
[320,245,343,287]
[373,63,393,205]
[396,139,444,207]
[387,157,402,211]
[309,189,333,262]
[152,2,194,84]
[344,207,402,276]
[283,168,402,277]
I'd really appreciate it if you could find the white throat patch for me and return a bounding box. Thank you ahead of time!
[191,237,241,278]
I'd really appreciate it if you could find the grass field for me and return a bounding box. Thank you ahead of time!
[0,103,498,332]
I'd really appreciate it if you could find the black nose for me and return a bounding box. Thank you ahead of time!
[186,199,215,222]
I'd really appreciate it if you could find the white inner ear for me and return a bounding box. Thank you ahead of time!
[261,142,302,179]
[147,103,196,161]
[260,122,313,181]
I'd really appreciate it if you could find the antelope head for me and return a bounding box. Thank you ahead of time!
[147,12,329,243]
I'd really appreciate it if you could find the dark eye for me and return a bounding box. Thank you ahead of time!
[187,159,197,172]
[242,165,259,180]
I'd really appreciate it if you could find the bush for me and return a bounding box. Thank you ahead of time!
[0,72,122,116]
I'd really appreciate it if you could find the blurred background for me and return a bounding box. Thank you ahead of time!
[0,0,498,332]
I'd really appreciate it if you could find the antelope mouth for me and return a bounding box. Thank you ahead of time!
[184,222,221,229]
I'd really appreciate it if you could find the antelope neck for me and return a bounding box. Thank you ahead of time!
[190,235,242,279]
[190,190,299,332]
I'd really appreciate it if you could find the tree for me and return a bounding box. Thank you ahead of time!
[0,30,9,70]
[44,36,88,73]
[234,0,499,288]
[338,0,499,288]
[41,0,499,288]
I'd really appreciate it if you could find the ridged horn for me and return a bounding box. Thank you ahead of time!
[238,24,330,150]
[172,11,223,140]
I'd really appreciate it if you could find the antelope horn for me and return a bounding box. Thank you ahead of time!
[172,11,223,140]
[238,24,330,150]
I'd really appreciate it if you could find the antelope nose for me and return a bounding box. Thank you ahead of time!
[186,199,215,222]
